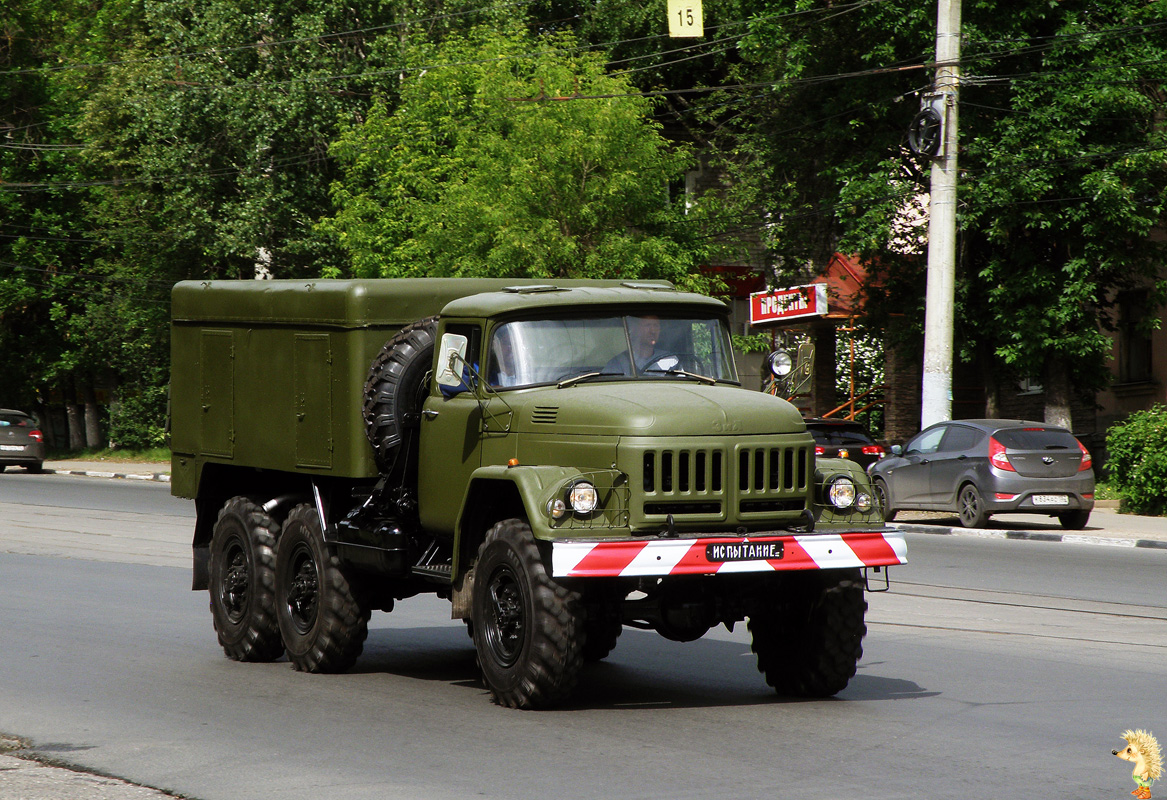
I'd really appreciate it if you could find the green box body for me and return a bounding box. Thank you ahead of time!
[170,278,614,495]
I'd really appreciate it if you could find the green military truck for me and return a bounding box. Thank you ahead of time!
[170,278,906,709]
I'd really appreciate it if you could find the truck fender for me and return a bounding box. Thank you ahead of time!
[452,464,601,577]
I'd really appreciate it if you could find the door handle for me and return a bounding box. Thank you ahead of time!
[422,409,439,419]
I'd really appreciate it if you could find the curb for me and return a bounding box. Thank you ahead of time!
[892,522,1167,550]
[44,468,170,484]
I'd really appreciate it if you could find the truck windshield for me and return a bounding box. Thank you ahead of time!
[486,314,739,389]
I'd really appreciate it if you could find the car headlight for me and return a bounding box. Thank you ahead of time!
[568,481,598,514]
[826,476,857,509]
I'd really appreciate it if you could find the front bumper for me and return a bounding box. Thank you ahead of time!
[551,529,906,578]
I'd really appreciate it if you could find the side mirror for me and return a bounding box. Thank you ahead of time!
[890,444,903,456]
[435,333,469,389]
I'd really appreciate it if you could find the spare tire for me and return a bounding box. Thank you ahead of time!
[363,316,438,472]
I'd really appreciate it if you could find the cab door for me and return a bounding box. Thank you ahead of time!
[417,323,484,536]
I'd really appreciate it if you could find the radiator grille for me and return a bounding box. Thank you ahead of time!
[638,443,810,520]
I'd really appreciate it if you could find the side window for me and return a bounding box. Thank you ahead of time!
[939,425,983,453]
[906,426,946,455]
[444,323,482,392]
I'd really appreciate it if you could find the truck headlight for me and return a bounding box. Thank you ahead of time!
[567,481,598,515]
[826,476,857,509]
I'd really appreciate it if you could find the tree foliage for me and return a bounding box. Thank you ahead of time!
[321,23,706,283]
[713,0,1167,426]
[2,0,1166,447]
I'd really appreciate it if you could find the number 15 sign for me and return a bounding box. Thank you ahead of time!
[667,0,703,37]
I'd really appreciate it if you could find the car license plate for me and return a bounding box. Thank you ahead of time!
[706,541,783,562]
[1032,494,1069,506]
[0,445,23,451]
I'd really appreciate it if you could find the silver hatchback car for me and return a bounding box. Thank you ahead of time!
[868,419,1094,529]
[0,409,46,473]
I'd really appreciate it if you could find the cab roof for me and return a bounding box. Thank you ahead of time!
[171,278,727,329]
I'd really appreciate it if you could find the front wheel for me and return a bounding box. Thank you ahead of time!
[275,504,369,673]
[748,570,868,697]
[471,519,584,709]
[957,483,988,528]
[208,497,284,662]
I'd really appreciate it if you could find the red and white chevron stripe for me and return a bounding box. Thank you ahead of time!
[551,530,906,578]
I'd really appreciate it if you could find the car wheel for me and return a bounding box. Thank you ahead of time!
[873,478,896,522]
[471,519,584,709]
[957,484,988,528]
[1058,509,1090,530]
[26,462,44,474]
[275,503,369,673]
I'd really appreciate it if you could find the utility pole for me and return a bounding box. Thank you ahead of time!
[920,0,961,429]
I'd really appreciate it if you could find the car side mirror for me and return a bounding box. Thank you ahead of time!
[890,444,903,456]
[435,333,469,390]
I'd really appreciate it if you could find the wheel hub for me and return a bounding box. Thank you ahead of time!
[221,547,249,624]
[287,549,319,634]
[484,568,524,667]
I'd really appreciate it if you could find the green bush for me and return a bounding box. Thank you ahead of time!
[108,386,169,450]
[1105,405,1167,516]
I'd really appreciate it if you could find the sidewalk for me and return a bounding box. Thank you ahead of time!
[0,737,179,800]
[42,458,171,483]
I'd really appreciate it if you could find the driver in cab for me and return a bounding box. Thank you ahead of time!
[605,315,666,376]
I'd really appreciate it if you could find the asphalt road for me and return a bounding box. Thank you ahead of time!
[1,474,1165,799]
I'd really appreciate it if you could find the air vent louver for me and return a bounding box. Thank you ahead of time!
[532,406,559,424]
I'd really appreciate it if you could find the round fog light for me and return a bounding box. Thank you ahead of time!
[827,477,857,509]
[547,498,567,519]
[855,492,873,513]
[568,482,598,514]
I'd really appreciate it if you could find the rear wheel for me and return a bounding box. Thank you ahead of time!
[471,519,584,709]
[275,504,369,673]
[208,497,284,662]
[958,483,988,528]
[1058,509,1090,530]
[748,570,868,697]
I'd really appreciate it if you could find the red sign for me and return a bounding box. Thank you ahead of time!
[749,284,829,325]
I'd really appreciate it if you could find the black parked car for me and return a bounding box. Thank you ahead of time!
[803,418,887,471]
[868,419,1094,529]
[0,409,45,473]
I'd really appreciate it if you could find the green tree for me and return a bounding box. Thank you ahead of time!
[713,0,1167,429]
[321,23,707,283]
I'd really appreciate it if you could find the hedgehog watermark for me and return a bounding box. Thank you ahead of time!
[1114,730,1162,800]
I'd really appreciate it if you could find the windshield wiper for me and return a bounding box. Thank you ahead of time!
[556,371,625,388]
[643,367,718,385]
